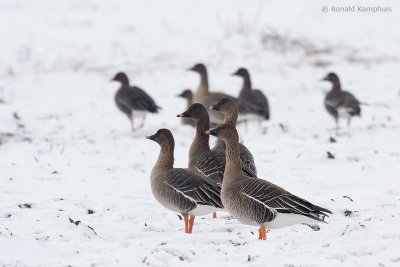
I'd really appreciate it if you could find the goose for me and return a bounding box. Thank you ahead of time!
[177,103,257,218]
[205,124,332,240]
[188,63,236,124]
[232,68,270,125]
[208,98,257,175]
[177,89,195,127]
[111,72,161,131]
[147,128,223,233]
[322,72,361,128]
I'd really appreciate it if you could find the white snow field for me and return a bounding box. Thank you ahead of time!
[1,0,400,266]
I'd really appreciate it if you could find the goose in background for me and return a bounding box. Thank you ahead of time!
[232,67,270,125]
[187,63,236,124]
[177,89,195,127]
[111,72,161,131]
[147,128,223,233]
[322,72,361,128]
[209,98,257,176]
[206,124,332,240]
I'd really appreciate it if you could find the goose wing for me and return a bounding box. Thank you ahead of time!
[325,91,360,115]
[241,178,332,223]
[239,144,257,176]
[238,90,270,119]
[118,86,161,113]
[194,150,257,185]
[165,168,223,209]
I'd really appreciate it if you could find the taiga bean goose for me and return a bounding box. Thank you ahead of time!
[177,103,257,184]
[147,128,223,233]
[322,72,361,128]
[177,89,195,127]
[232,68,270,124]
[177,103,256,219]
[111,72,161,131]
[188,63,236,124]
[206,125,332,240]
[209,98,257,175]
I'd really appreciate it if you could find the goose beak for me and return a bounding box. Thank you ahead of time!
[231,71,239,76]
[146,134,156,141]
[321,76,328,81]
[187,66,195,71]
[177,110,190,117]
[205,128,217,136]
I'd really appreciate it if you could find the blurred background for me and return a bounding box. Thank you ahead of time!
[1,0,400,266]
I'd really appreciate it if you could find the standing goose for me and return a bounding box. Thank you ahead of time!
[111,72,161,131]
[188,63,236,124]
[232,68,270,124]
[177,103,256,218]
[206,124,332,240]
[147,128,223,233]
[177,89,195,127]
[322,72,361,128]
[177,103,257,184]
[208,98,257,175]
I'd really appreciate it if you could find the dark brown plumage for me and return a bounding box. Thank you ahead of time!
[322,72,361,128]
[111,72,161,131]
[209,98,257,176]
[177,103,256,186]
[206,124,332,240]
[147,129,222,234]
[232,68,270,123]
[188,63,237,124]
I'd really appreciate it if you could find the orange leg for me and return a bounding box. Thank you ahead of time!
[188,216,195,234]
[184,215,189,233]
[259,225,267,240]
[212,212,217,219]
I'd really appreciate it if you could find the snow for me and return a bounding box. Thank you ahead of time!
[1,0,400,266]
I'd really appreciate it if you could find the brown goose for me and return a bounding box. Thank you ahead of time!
[232,68,270,124]
[188,63,236,124]
[147,128,223,234]
[209,98,257,175]
[177,89,195,127]
[177,103,256,218]
[322,72,361,128]
[206,124,332,240]
[111,72,161,131]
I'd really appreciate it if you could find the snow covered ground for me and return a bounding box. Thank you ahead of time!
[1,0,400,266]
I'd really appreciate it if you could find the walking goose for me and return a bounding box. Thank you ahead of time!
[208,98,257,176]
[147,128,223,233]
[322,72,361,128]
[206,124,332,240]
[232,68,270,124]
[188,63,236,124]
[177,89,195,127]
[111,72,161,131]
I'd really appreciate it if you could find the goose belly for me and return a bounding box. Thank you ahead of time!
[190,205,223,216]
[150,181,195,214]
[337,107,352,119]
[266,213,318,229]
[132,110,147,117]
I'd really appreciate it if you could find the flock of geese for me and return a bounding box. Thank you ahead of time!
[111,63,363,240]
